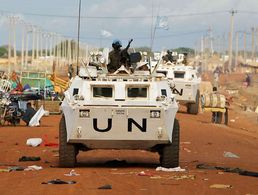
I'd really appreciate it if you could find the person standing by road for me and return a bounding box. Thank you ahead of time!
[245,73,251,87]
[22,102,36,126]
[210,86,229,125]
[68,64,74,79]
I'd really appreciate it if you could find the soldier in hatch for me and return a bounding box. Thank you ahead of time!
[108,39,133,73]
[162,50,173,63]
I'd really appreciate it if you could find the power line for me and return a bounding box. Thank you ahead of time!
[238,10,258,15]
[61,29,206,40]
[156,30,206,38]
[166,10,227,17]
[0,9,227,19]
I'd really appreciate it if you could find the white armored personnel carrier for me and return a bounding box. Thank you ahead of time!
[156,62,201,114]
[59,66,180,168]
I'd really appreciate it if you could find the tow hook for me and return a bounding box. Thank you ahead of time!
[158,127,163,138]
[77,126,82,138]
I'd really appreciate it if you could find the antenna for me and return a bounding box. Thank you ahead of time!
[76,0,82,75]
[150,2,161,51]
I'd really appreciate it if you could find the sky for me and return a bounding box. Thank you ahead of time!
[0,0,258,51]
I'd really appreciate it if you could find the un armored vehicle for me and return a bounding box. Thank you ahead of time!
[59,66,180,168]
[156,62,201,114]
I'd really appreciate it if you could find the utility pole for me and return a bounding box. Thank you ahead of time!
[64,38,67,62]
[40,30,43,57]
[21,21,25,68]
[207,26,214,56]
[8,16,12,73]
[45,33,48,58]
[235,31,239,71]
[36,28,39,61]
[228,9,237,73]
[25,27,29,68]
[49,33,53,57]
[68,39,71,64]
[57,35,61,66]
[243,31,246,63]
[13,16,18,69]
[254,27,258,64]
[201,36,204,72]
[61,37,64,61]
[251,27,255,63]
[31,27,35,65]
[53,33,56,59]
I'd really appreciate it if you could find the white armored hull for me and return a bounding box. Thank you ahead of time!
[62,104,177,149]
[156,64,201,105]
[172,80,200,104]
[59,69,180,168]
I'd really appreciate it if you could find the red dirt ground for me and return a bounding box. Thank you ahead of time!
[0,104,257,195]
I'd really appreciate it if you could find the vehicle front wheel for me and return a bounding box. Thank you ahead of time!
[59,115,77,167]
[187,90,200,115]
[160,119,180,168]
[215,112,223,124]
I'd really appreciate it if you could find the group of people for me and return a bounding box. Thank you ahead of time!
[71,39,190,74]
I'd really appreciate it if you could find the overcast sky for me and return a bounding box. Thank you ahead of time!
[0,0,258,51]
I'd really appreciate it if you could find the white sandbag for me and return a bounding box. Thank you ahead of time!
[29,105,45,127]
[201,93,226,108]
[26,138,42,147]
[24,165,43,171]
[156,166,186,172]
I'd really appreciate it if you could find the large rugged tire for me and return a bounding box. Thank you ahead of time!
[187,90,200,115]
[160,119,180,168]
[59,115,77,167]
[215,112,223,124]
[224,109,228,125]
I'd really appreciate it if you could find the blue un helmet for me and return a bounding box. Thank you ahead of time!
[112,39,122,48]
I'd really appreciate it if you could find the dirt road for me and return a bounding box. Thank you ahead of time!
[0,104,257,195]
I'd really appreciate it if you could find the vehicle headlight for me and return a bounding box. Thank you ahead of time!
[79,109,90,118]
[150,110,161,118]
[100,57,105,64]
[168,81,175,89]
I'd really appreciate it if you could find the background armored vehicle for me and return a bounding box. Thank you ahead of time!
[59,66,180,168]
[156,62,201,114]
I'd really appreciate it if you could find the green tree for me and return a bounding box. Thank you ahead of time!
[0,47,8,57]
[172,47,195,56]
[132,47,153,57]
